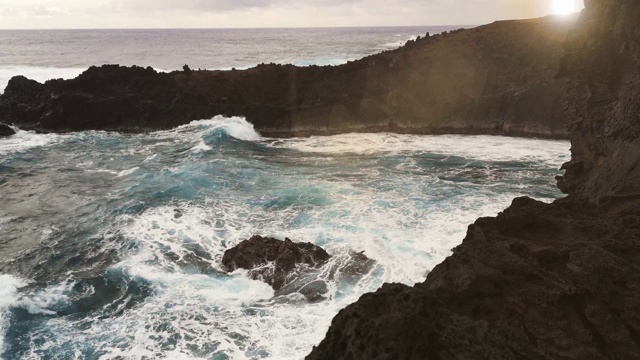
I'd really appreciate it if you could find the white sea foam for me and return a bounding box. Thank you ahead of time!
[14,281,72,316]
[164,116,258,138]
[143,154,158,163]
[273,133,570,167]
[0,275,27,360]
[72,165,527,358]
[117,167,140,177]
[0,127,65,157]
[86,169,119,175]
[215,117,261,141]
[0,115,570,359]
[191,140,213,153]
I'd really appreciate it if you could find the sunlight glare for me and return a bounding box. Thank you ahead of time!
[552,0,582,15]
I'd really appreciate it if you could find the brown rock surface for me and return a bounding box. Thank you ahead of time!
[308,197,640,359]
[0,16,573,138]
[222,235,331,290]
[556,0,640,201]
[307,1,640,359]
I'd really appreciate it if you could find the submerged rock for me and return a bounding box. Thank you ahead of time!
[0,123,15,137]
[341,251,376,276]
[223,236,377,302]
[276,250,378,303]
[222,235,331,290]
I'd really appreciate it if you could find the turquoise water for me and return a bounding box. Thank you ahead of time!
[0,117,569,359]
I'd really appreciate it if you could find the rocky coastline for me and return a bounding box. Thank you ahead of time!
[308,1,640,359]
[3,4,635,358]
[0,16,574,138]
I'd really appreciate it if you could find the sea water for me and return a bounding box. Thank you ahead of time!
[0,27,569,360]
[0,26,463,92]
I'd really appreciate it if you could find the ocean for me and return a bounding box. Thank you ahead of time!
[0,26,463,92]
[0,28,569,360]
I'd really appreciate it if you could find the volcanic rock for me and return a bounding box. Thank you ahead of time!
[0,123,15,137]
[308,197,640,359]
[222,235,331,290]
[555,0,640,201]
[0,16,574,138]
[308,1,640,359]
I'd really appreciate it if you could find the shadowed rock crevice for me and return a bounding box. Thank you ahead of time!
[0,123,15,137]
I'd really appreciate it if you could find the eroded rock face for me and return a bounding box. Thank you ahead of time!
[308,197,640,359]
[308,1,640,359]
[222,235,331,290]
[0,16,573,138]
[0,123,15,137]
[557,0,640,201]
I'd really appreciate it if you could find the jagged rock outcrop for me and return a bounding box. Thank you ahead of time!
[308,1,640,359]
[0,16,574,138]
[556,0,640,201]
[308,197,640,359]
[0,123,15,137]
[222,235,331,290]
[222,236,376,302]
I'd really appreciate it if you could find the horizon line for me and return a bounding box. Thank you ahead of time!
[0,24,477,31]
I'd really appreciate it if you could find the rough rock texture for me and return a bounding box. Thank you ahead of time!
[222,235,331,290]
[0,123,15,137]
[0,16,573,138]
[556,0,640,201]
[308,197,640,359]
[308,1,640,359]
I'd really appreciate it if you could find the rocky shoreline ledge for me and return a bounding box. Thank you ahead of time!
[308,0,640,359]
[0,16,573,138]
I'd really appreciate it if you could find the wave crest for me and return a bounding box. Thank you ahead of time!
[167,116,261,142]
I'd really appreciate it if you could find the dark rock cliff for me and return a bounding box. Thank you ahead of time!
[0,16,573,138]
[556,0,640,201]
[307,1,640,359]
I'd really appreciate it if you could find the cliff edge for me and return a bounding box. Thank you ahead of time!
[308,1,640,359]
[0,16,573,138]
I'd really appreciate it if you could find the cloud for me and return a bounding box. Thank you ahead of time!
[95,0,366,14]
[0,0,583,29]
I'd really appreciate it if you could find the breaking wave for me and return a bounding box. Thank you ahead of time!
[0,116,569,359]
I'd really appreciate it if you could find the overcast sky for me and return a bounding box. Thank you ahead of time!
[0,0,584,29]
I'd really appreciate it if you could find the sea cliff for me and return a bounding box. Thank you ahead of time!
[0,16,573,138]
[308,1,640,359]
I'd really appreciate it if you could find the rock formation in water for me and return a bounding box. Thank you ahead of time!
[222,235,331,290]
[307,1,640,359]
[222,236,376,302]
[0,123,15,137]
[0,16,574,138]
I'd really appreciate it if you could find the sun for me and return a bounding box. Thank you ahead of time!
[552,0,582,15]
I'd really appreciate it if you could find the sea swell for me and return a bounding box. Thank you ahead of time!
[0,116,569,359]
